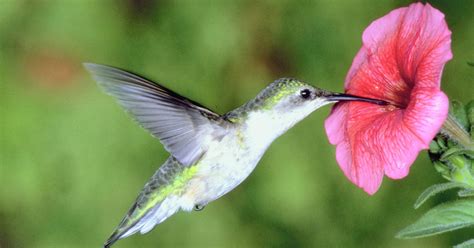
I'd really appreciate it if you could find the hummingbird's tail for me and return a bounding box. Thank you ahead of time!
[101,156,199,247]
[102,194,183,248]
[103,230,120,248]
[103,202,142,248]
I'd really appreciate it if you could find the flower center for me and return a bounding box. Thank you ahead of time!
[384,79,413,109]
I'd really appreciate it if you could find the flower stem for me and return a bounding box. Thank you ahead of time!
[441,113,474,151]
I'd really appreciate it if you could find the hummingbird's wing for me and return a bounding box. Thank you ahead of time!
[84,63,228,165]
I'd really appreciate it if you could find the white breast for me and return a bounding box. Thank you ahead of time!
[181,109,303,209]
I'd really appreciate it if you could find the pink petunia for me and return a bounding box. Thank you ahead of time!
[325,3,452,194]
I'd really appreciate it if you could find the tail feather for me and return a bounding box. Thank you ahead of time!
[139,195,181,234]
[103,202,143,248]
[101,157,194,247]
[103,196,182,247]
[103,231,121,248]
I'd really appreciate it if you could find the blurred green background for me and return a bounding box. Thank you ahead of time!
[1,0,473,247]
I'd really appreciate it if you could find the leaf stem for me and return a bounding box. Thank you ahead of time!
[441,113,474,151]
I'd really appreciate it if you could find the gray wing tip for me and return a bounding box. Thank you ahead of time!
[83,63,127,89]
[83,63,145,85]
[83,62,100,70]
[83,63,114,75]
[83,63,113,88]
[83,63,108,80]
[82,62,95,68]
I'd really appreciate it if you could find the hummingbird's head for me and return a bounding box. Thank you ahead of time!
[230,78,387,148]
[255,78,386,115]
[238,78,387,131]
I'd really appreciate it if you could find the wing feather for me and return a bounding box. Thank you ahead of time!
[84,63,227,165]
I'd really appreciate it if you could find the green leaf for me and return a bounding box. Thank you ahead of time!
[467,100,474,139]
[458,188,474,197]
[440,148,466,161]
[465,150,474,159]
[414,182,465,209]
[438,138,448,150]
[396,200,474,239]
[454,239,474,248]
[450,101,469,131]
[466,100,474,125]
[433,161,451,180]
[430,140,441,153]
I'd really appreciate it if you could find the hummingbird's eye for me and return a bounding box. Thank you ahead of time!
[300,89,311,99]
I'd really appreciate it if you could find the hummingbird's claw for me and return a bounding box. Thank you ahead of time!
[193,204,206,211]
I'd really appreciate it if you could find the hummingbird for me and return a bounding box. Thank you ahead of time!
[84,63,387,247]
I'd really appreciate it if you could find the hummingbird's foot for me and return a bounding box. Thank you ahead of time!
[193,204,206,211]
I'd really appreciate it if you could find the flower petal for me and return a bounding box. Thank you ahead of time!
[325,104,356,183]
[326,103,388,194]
[345,3,452,106]
[325,103,348,145]
[395,4,452,88]
[403,87,449,148]
[325,3,452,194]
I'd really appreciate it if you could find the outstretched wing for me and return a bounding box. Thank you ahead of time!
[84,63,227,165]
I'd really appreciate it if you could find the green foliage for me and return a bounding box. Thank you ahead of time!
[397,200,474,239]
[468,100,474,139]
[458,189,474,197]
[451,101,469,131]
[414,182,465,209]
[399,100,474,247]
[454,239,474,248]
[429,100,474,188]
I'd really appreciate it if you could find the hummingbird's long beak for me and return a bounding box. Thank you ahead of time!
[326,93,389,106]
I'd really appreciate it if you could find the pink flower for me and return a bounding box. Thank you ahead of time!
[324,3,452,195]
